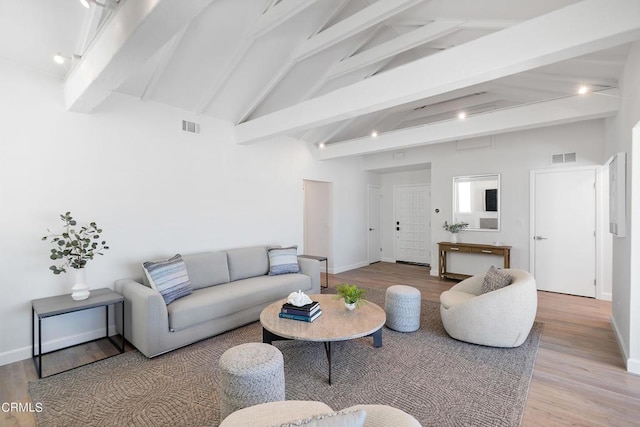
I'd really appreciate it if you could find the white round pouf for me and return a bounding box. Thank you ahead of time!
[385,285,421,332]
[218,343,285,421]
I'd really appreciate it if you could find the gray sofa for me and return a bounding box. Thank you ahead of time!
[115,246,320,358]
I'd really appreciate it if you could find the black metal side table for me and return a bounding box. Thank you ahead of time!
[299,255,329,289]
[32,287,125,378]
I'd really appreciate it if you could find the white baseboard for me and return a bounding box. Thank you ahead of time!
[628,358,640,376]
[0,324,117,367]
[609,313,637,374]
[331,261,370,274]
[430,268,439,277]
[597,291,612,301]
[381,257,396,263]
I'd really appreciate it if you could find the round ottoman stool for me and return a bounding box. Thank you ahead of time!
[385,285,421,332]
[218,342,285,421]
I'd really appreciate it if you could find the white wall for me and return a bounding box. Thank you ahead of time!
[604,41,640,375]
[364,122,606,279]
[378,169,431,262]
[0,61,376,365]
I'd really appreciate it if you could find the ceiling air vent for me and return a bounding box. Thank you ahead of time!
[182,120,200,134]
[552,152,577,164]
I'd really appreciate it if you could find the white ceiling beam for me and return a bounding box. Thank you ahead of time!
[298,26,383,102]
[387,18,520,30]
[329,20,462,80]
[64,0,214,113]
[236,0,421,122]
[398,92,502,123]
[235,0,349,124]
[194,0,318,114]
[252,0,319,39]
[490,84,563,103]
[519,71,618,88]
[318,89,620,160]
[295,0,424,62]
[140,27,188,101]
[235,0,640,145]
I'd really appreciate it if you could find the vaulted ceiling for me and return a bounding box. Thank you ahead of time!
[2,0,640,159]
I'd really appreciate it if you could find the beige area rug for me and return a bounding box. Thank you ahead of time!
[29,288,542,427]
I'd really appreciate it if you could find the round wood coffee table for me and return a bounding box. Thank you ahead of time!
[260,294,386,384]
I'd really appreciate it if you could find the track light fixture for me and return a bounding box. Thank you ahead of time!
[53,52,82,65]
[80,0,118,9]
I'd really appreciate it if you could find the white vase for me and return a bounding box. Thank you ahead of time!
[71,268,90,301]
[345,301,356,311]
[450,233,458,244]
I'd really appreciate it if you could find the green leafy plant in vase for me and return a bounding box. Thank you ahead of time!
[334,283,366,310]
[442,221,469,244]
[42,212,109,300]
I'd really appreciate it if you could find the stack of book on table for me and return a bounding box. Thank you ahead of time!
[279,300,322,322]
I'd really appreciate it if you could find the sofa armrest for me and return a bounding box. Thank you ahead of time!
[449,273,485,295]
[114,278,168,358]
[298,256,321,294]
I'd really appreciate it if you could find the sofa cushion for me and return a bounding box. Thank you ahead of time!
[226,246,269,281]
[142,254,193,305]
[268,246,300,276]
[181,251,230,290]
[481,266,513,294]
[167,273,311,331]
[278,409,366,427]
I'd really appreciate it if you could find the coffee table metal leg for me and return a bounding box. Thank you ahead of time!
[323,341,332,385]
[372,327,382,348]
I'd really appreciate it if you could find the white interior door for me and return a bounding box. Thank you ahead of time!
[395,185,430,264]
[368,186,382,263]
[531,168,596,297]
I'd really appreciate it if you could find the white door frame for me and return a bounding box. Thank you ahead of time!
[367,185,382,264]
[529,165,605,298]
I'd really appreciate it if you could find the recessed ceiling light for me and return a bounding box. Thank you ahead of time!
[578,85,590,95]
[371,131,378,138]
[318,143,325,149]
[80,0,91,7]
[457,112,467,120]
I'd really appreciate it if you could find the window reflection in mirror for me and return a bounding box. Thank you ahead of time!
[453,174,500,231]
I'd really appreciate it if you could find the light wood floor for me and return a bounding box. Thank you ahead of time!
[2,262,639,426]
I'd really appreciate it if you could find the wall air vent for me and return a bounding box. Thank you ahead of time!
[552,152,577,164]
[182,120,200,134]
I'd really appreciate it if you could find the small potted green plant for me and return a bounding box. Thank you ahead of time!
[42,212,109,300]
[334,283,366,310]
[442,221,469,244]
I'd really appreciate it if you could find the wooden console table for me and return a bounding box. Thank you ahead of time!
[438,242,511,280]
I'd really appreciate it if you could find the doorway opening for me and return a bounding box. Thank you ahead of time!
[303,180,332,272]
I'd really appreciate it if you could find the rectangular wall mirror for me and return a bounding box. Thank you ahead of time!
[453,174,500,231]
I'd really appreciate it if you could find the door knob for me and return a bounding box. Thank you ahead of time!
[369,228,375,231]
[534,236,548,240]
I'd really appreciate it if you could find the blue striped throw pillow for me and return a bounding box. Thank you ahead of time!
[143,254,193,305]
[268,246,300,276]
